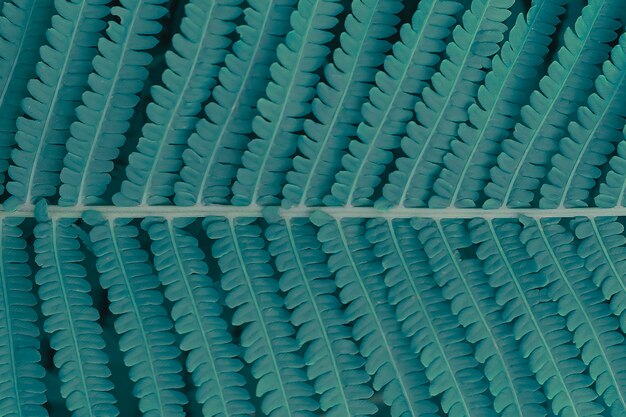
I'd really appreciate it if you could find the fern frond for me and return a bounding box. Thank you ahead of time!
[521,217,626,413]
[86,213,187,417]
[281,0,403,207]
[58,0,169,206]
[312,212,438,417]
[0,218,47,417]
[34,209,118,417]
[574,217,626,331]
[6,0,109,210]
[380,0,514,209]
[414,218,544,417]
[484,0,624,209]
[175,0,298,207]
[540,32,626,208]
[205,217,319,417]
[596,134,626,208]
[265,215,376,416]
[232,0,343,206]
[470,218,603,417]
[322,0,461,208]
[367,218,500,417]
[0,0,55,196]
[430,0,566,208]
[114,0,244,207]
[145,218,254,417]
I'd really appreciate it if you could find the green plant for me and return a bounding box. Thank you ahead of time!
[0,0,625,416]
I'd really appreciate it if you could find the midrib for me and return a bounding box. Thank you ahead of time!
[19,204,626,219]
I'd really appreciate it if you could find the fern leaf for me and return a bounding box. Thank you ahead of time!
[85,213,187,417]
[367,218,502,417]
[281,0,403,207]
[326,0,462,208]
[312,213,438,417]
[204,217,319,417]
[145,218,254,417]
[113,0,244,207]
[430,0,566,208]
[521,217,626,413]
[34,208,118,417]
[265,215,376,416]
[574,217,626,331]
[596,133,626,208]
[379,0,514,209]
[6,0,109,210]
[175,0,298,207]
[540,32,626,208]
[58,0,169,206]
[0,218,47,417]
[0,0,55,196]
[470,218,603,417]
[484,0,624,208]
[415,218,544,417]
[231,0,343,206]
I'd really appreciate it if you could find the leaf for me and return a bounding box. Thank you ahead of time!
[367,217,503,417]
[574,217,626,331]
[484,0,624,209]
[522,217,626,413]
[6,0,109,210]
[231,0,343,206]
[0,0,56,197]
[58,0,169,206]
[86,212,187,417]
[0,218,47,417]
[205,216,319,417]
[541,32,626,208]
[114,0,244,207]
[34,212,118,417]
[175,0,298,207]
[145,217,254,417]
[265,216,377,416]
[597,134,626,208]
[381,0,515,209]
[471,218,603,417]
[313,213,439,417]
[430,0,566,208]
[414,218,544,417]
[327,0,463,208]
[282,0,403,207]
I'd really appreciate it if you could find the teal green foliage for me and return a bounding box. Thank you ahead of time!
[0,0,625,416]
[35,214,118,417]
